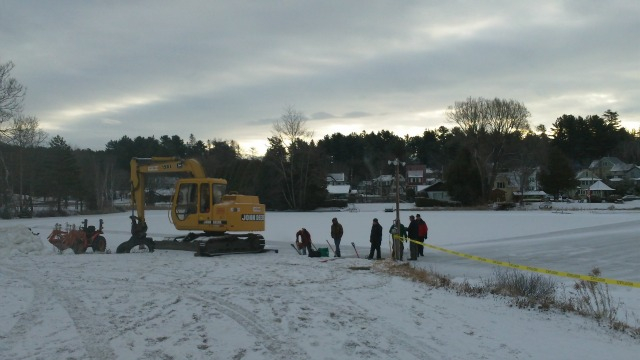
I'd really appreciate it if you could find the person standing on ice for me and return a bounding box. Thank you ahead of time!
[330,217,343,257]
[416,214,428,256]
[367,218,383,260]
[407,215,419,261]
[295,228,312,255]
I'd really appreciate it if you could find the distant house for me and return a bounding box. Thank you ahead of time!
[326,173,346,185]
[589,157,624,180]
[421,181,452,202]
[575,169,602,197]
[587,180,614,198]
[356,180,374,196]
[373,174,405,196]
[405,164,426,191]
[610,164,640,183]
[512,190,549,202]
[405,164,440,192]
[327,184,351,200]
[491,169,543,202]
[492,172,521,202]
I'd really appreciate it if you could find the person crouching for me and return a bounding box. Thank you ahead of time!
[295,228,312,255]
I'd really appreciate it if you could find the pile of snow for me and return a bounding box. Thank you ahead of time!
[0,225,46,257]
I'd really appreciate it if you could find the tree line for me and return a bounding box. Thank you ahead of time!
[2,60,639,215]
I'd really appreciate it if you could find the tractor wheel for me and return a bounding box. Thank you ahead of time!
[92,236,107,253]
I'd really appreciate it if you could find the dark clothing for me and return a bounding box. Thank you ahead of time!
[407,219,419,260]
[295,229,312,255]
[388,223,407,238]
[368,222,383,259]
[331,219,343,257]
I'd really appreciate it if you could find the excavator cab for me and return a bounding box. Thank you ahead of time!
[171,178,265,234]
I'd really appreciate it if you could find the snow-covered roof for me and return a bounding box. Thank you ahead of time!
[327,185,350,194]
[375,174,395,182]
[407,170,423,178]
[610,163,634,172]
[589,180,614,191]
[513,191,548,196]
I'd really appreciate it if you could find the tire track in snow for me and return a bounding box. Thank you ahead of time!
[0,271,48,357]
[112,278,311,360]
[71,268,309,360]
[0,264,116,360]
[321,263,444,359]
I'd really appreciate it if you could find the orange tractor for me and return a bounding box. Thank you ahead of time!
[48,219,107,254]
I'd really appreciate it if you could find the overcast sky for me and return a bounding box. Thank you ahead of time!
[2,1,639,155]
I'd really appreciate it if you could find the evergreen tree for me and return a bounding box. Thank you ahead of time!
[46,135,81,212]
[444,148,482,205]
[539,147,578,199]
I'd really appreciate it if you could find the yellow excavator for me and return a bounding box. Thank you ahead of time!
[116,157,267,256]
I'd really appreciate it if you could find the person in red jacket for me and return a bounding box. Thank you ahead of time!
[295,228,312,255]
[416,214,428,256]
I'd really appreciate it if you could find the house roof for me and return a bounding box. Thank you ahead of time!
[423,181,447,191]
[589,157,624,169]
[610,163,634,172]
[375,174,404,182]
[326,173,345,182]
[327,185,351,194]
[513,190,549,196]
[495,172,520,188]
[577,177,602,181]
[589,180,614,191]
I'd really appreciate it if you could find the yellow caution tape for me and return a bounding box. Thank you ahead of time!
[392,235,640,288]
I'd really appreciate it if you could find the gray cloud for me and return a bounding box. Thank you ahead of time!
[1,1,638,153]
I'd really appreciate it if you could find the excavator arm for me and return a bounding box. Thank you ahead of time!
[129,157,206,231]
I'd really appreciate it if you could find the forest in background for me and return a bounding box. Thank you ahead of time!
[2,60,640,215]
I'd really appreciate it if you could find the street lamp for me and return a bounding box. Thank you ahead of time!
[388,158,405,261]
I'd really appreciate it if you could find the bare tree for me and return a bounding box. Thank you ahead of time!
[3,115,48,214]
[446,97,530,202]
[0,61,26,125]
[272,106,313,147]
[271,106,314,209]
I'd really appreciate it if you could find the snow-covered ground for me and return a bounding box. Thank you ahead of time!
[1,201,640,359]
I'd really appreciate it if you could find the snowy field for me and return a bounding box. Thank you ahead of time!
[1,201,640,359]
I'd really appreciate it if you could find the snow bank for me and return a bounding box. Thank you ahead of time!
[0,226,46,257]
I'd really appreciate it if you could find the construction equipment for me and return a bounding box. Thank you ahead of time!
[116,157,266,256]
[48,219,107,254]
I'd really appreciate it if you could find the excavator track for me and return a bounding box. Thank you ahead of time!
[152,233,266,256]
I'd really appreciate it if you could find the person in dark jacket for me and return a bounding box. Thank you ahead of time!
[407,215,419,260]
[295,228,312,255]
[330,218,344,257]
[367,218,383,260]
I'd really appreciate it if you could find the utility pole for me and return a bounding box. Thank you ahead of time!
[388,158,405,261]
